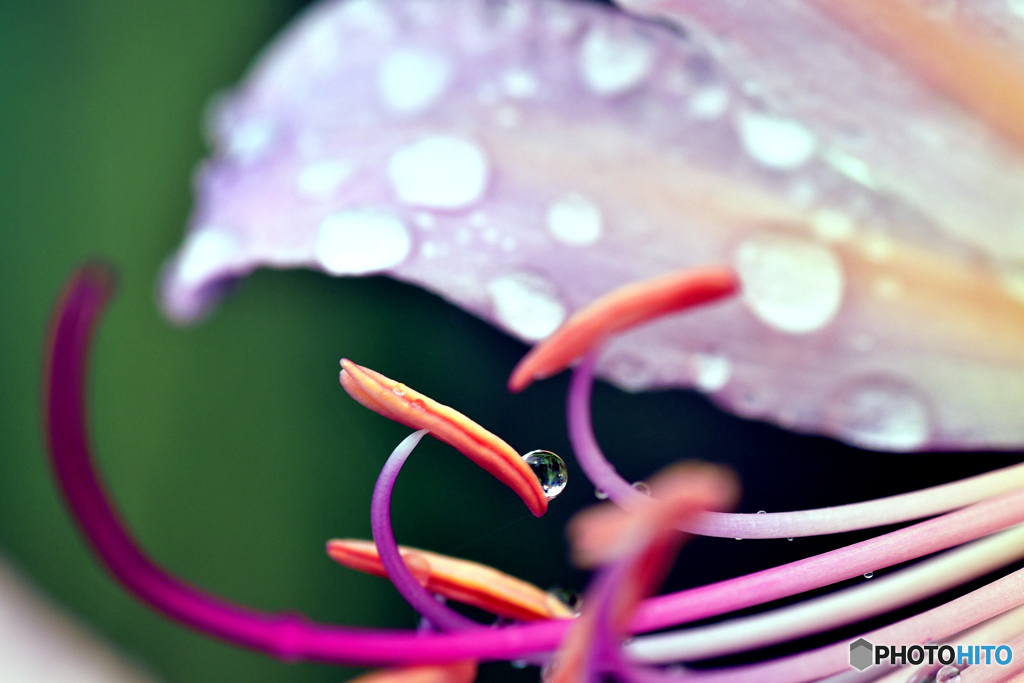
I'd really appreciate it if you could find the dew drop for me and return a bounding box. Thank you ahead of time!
[392,384,407,396]
[487,273,566,341]
[689,86,729,120]
[863,571,874,579]
[735,111,817,170]
[546,194,603,246]
[316,208,412,275]
[388,136,489,209]
[826,377,931,452]
[511,660,529,670]
[756,510,766,514]
[410,398,426,411]
[579,26,655,96]
[378,48,450,113]
[691,353,731,392]
[522,450,568,499]
[632,481,651,496]
[595,488,609,500]
[935,665,960,683]
[546,586,583,615]
[787,537,794,542]
[734,235,844,334]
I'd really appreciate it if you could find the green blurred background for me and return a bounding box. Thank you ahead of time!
[0,2,1017,682]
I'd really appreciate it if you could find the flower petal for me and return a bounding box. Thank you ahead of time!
[162,0,1024,450]
[327,539,574,621]
[340,359,548,516]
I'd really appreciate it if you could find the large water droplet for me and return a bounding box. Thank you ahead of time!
[523,450,568,499]
[735,111,817,170]
[488,273,566,341]
[388,136,489,209]
[734,235,844,334]
[378,48,450,114]
[826,377,931,452]
[316,208,412,275]
[936,665,960,683]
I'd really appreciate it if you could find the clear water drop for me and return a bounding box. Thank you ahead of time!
[936,665,960,683]
[392,384,407,397]
[826,377,930,452]
[547,586,583,615]
[511,659,529,670]
[863,571,874,579]
[632,481,651,496]
[522,450,568,499]
[594,488,609,500]
[735,538,743,541]
[787,537,794,542]
[757,510,766,514]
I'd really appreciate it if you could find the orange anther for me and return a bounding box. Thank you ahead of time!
[508,266,739,393]
[347,661,477,683]
[327,539,575,622]
[340,360,549,517]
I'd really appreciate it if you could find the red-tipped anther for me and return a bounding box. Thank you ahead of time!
[347,661,478,683]
[508,266,739,393]
[339,359,549,517]
[327,539,574,622]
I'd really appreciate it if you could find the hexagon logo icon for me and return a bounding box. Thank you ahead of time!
[849,638,874,671]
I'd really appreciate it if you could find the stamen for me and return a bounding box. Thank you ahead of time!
[628,523,1024,663]
[341,359,549,517]
[327,539,574,622]
[507,266,738,393]
[347,661,478,683]
[569,351,1024,538]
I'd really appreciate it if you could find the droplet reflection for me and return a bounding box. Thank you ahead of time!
[522,450,568,499]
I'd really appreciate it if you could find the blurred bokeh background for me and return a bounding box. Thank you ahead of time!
[0,2,1019,682]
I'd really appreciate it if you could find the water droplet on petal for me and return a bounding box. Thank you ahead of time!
[296,160,355,198]
[175,229,240,286]
[410,398,426,411]
[579,26,655,96]
[936,665,961,683]
[689,86,729,120]
[863,571,874,579]
[826,377,931,451]
[595,488,609,500]
[735,111,817,170]
[487,273,566,341]
[632,481,651,496]
[546,194,603,246]
[378,48,450,114]
[316,208,412,275]
[522,450,567,499]
[691,353,731,392]
[388,136,489,209]
[735,235,844,334]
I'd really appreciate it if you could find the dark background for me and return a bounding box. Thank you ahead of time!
[0,2,1017,682]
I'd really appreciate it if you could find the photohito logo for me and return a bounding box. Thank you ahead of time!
[849,639,1013,671]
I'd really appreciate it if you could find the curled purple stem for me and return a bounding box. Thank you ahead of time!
[371,429,481,632]
[43,264,571,665]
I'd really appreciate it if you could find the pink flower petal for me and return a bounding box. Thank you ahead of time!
[163,0,1024,450]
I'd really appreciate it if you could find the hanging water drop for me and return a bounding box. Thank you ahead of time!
[511,660,529,670]
[936,665,961,683]
[546,586,583,615]
[863,571,874,579]
[522,450,568,499]
[787,537,794,542]
[632,481,651,496]
[595,488,609,500]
